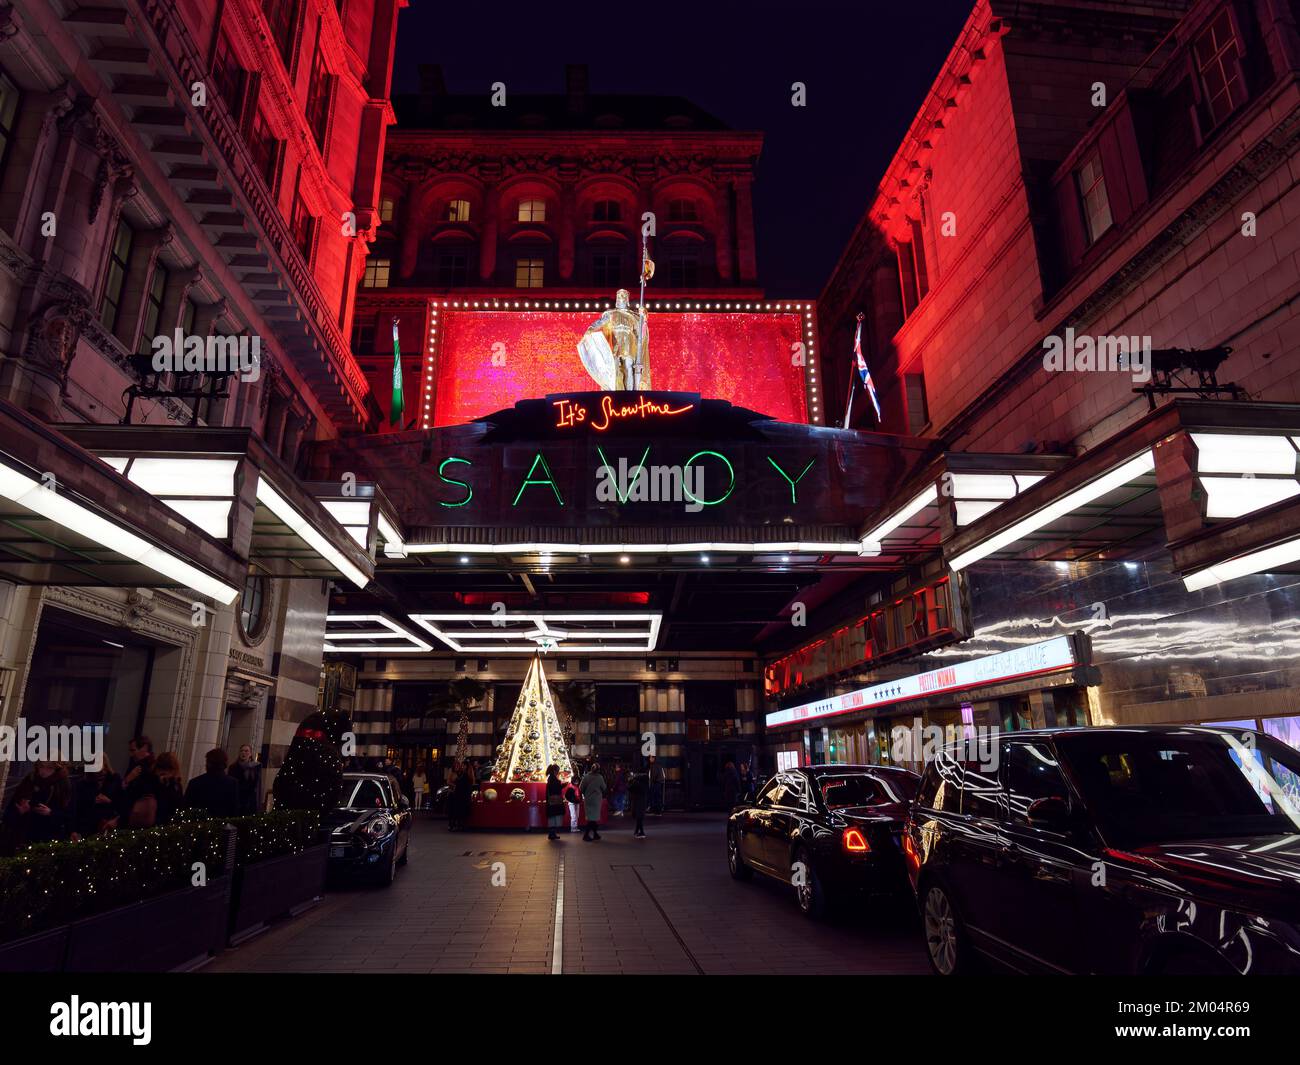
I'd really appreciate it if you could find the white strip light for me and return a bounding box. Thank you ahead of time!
[947,450,1156,572]
[1200,476,1300,519]
[408,612,662,653]
[401,541,871,557]
[376,512,406,558]
[1191,433,1299,476]
[1184,534,1300,592]
[0,463,238,603]
[255,477,370,588]
[861,484,938,549]
[323,613,433,653]
[321,499,372,549]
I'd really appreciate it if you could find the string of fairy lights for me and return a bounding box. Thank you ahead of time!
[420,298,821,429]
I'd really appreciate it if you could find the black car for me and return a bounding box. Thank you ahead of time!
[727,764,920,917]
[325,772,412,886]
[905,726,1300,975]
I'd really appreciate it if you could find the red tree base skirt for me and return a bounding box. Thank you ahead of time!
[467,781,610,830]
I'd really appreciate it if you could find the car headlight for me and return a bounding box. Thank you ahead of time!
[364,817,393,840]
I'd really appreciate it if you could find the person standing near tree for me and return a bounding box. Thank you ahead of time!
[228,744,262,816]
[627,767,649,839]
[580,762,607,841]
[545,764,566,841]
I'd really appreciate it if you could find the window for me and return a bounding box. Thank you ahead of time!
[896,222,929,317]
[446,199,471,222]
[591,251,622,287]
[1005,742,1070,824]
[362,257,391,289]
[351,319,375,354]
[592,199,621,222]
[290,187,315,263]
[915,754,962,813]
[210,33,247,120]
[666,198,698,222]
[305,48,333,153]
[238,572,269,640]
[436,248,469,286]
[778,773,808,809]
[376,197,394,223]
[667,251,699,288]
[0,69,21,178]
[959,758,1004,819]
[179,297,195,338]
[100,219,134,332]
[516,199,546,223]
[262,0,298,69]
[136,263,168,356]
[1194,10,1247,130]
[515,257,544,288]
[1076,154,1113,245]
[247,112,280,192]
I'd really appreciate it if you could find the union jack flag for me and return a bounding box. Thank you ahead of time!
[854,320,881,423]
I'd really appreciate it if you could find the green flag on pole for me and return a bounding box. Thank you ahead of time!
[390,316,404,427]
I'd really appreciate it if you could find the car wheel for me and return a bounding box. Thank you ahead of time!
[376,846,398,887]
[922,881,969,975]
[793,847,830,919]
[727,827,753,881]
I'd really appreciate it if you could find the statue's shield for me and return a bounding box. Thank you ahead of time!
[577,329,617,391]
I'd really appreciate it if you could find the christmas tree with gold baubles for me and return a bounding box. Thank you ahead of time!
[490,653,573,782]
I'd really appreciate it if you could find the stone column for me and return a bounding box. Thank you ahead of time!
[479,182,500,282]
[733,175,758,282]
[712,178,734,282]
[558,179,576,281]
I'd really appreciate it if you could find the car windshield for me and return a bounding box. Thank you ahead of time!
[340,778,388,809]
[1058,730,1300,847]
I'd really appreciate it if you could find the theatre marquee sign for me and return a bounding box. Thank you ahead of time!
[764,575,968,697]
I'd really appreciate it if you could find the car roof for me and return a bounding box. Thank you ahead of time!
[933,724,1267,755]
[343,772,394,781]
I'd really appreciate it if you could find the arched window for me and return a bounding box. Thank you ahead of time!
[592,199,622,222]
[447,198,471,222]
[666,198,699,223]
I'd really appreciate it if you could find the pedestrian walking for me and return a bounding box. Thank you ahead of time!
[647,755,666,814]
[628,768,649,838]
[580,762,607,841]
[564,772,581,832]
[721,759,740,810]
[545,764,566,841]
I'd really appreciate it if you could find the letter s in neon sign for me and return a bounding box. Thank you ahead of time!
[438,456,473,508]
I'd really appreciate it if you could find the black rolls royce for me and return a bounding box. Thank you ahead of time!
[727,764,919,918]
[325,772,412,886]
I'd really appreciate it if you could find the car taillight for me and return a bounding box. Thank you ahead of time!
[842,827,870,854]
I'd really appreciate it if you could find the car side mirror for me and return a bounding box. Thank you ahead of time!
[1026,796,1071,830]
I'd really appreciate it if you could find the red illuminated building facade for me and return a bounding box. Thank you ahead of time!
[775,0,1300,767]
[0,0,402,800]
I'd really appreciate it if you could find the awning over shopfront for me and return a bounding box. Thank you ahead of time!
[56,425,376,590]
[0,398,243,602]
[936,401,1300,589]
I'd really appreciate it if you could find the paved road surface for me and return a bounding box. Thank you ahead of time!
[206,812,930,975]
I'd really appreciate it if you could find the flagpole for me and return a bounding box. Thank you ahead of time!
[842,313,863,430]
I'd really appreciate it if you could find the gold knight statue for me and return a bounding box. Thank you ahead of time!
[577,288,650,391]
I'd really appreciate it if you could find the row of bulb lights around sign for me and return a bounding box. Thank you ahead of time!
[420,299,820,429]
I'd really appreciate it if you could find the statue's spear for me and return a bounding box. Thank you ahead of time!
[637,228,654,388]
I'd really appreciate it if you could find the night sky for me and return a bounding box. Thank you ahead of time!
[392,0,977,297]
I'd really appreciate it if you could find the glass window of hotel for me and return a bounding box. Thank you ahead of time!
[379,197,395,223]
[517,198,546,223]
[239,571,269,640]
[667,251,699,288]
[248,112,280,192]
[351,318,375,354]
[895,228,928,318]
[666,197,698,222]
[1075,153,1113,245]
[305,48,332,152]
[136,262,168,356]
[515,256,544,288]
[99,219,134,332]
[290,185,315,262]
[262,0,299,69]
[436,247,469,286]
[0,68,21,178]
[591,251,623,288]
[592,199,621,222]
[1194,9,1248,130]
[446,198,471,222]
[362,257,391,289]
[210,33,246,119]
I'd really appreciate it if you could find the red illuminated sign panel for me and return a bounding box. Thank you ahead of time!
[764,576,966,697]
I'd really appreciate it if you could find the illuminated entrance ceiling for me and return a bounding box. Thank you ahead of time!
[408,611,662,653]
